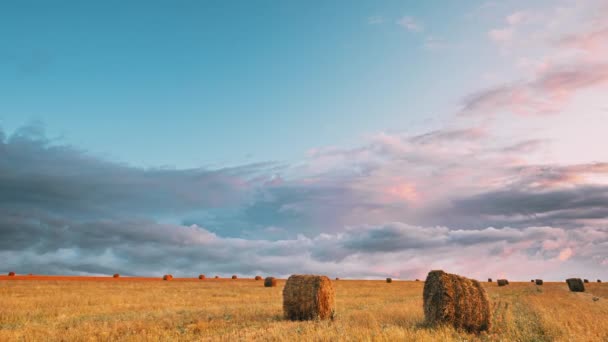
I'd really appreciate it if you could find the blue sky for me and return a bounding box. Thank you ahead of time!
[1,0,608,280]
[2,0,514,167]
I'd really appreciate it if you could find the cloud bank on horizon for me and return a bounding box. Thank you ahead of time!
[1,0,608,280]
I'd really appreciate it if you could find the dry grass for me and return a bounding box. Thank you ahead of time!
[0,277,607,341]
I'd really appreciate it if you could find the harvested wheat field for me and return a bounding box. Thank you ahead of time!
[1,277,607,341]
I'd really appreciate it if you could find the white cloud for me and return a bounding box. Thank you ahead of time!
[397,16,423,32]
[488,27,513,42]
[506,11,529,25]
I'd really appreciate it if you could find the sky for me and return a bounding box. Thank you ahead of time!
[1,0,608,281]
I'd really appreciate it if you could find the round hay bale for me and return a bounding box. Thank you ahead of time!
[535,279,543,285]
[335,277,339,281]
[386,278,392,283]
[566,278,585,292]
[488,278,492,282]
[415,279,420,282]
[198,274,205,280]
[8,272,15,276]
[531,279,535,283]
[598,279,602,283]
[215,275,219,279]
[497,279,508,286]
[584,279,589,283]
[283,275,335,321]
[255,275,262,281]
[264,277,277,287]
[231,275,237,280]
[423,270,491,333]
[113,274,120,278]
[163,274,173,281]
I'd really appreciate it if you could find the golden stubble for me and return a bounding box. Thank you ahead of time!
[0,278,607,341]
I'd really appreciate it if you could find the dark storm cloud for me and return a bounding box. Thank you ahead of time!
[0,124,272,219]
[444,186,608,228]
[342,223,448,252]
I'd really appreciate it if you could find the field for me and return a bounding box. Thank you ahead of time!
[1,276,607,341]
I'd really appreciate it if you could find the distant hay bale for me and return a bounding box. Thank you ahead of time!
[163,274,173,281]
[264,277,277,287]
[423,270,491,333]
[8,272,15,276]
[584,279,589,283]
[497,279,508,286]
[283,275,335,321]
[113,274,120,278]
[335,277,340,280]
[531,280,534,282]
[386,278,392,283]
[566,278,585,292]
[416,279,420,282]
[535,279,543,285]
[255,275,262,281]
[488,278,492,282]
[598,279,602,283]
[215,276,219,279]
[232,275,237,279]
[198,274,205,280]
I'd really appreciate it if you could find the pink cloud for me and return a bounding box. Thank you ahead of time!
[559,27,608,55]
[488,28,513,42]
[558,247,573,261]
[462,63,608,116]
[506,11,529,25]
[386,182,420,202]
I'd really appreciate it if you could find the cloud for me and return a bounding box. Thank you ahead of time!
[506,11,529,26]
[0,123,277,229]
[475,2,608,117]
[2,119,608,279]
[487,11,529,44]
[558,247,573,261]
[461,63,608,116]
[559,27,608,55]
[444,185,608,229]
[396,16,423,32]
[488,28,513,42]
[3,210,604,280]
